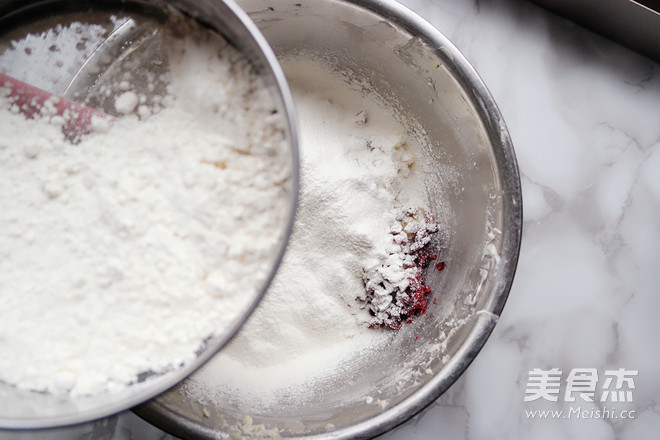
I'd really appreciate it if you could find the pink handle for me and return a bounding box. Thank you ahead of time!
[0,72,112,138]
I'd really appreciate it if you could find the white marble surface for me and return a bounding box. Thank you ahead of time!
[2,0,659,438]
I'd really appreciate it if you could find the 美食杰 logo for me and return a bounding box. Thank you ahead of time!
[523,368,638,420]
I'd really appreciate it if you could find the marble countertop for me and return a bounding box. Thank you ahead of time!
[2,0,658,438]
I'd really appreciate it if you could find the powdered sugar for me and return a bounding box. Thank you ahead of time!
[0,18,292,396]
[113,90,138,115]
[184,58,440,408]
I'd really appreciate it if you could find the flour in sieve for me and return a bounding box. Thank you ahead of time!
[0,18,292,396]
[184,58,439,407]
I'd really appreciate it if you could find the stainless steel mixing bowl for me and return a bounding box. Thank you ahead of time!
[0,0,298,429]
[135,0,522,438]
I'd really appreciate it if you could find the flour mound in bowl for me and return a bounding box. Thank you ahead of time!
[184,57,444,409]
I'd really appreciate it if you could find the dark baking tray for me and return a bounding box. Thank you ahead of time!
[529,0,660,62]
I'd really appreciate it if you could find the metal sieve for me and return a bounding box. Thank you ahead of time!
[0,0,298,429]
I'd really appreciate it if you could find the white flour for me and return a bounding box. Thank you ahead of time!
[185,58,437,407]
[0,19,292,396]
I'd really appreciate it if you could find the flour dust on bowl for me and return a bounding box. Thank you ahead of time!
[0,0,298,429]
[135,0,522,438]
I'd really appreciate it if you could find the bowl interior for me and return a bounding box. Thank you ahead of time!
[136,0,522,438]
[0,0,297,428]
